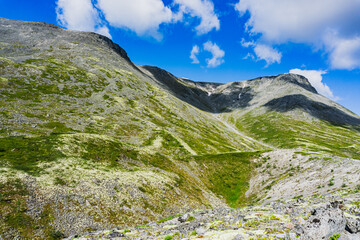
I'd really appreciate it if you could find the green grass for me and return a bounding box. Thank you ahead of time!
[53,177,66,186]
[328,234,340,240]
[75,136,139,167]
[0,135,64,175]
[187,151,263,207]
[42,122,74,134]
[156,214,181,223]
[190,230,197,236]
[236,111,360,159]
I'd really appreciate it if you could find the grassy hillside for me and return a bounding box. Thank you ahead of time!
[0,43,263,155]
[235,111,360,159]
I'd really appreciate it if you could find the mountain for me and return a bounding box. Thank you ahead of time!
[0,17,359,239]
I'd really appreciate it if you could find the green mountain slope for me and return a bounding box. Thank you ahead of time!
[0,17,265,238]
[174,73,360,159]
[0,17,359,239]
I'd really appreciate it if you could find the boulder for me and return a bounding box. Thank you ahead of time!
[178,213,190,223]
[195,227,207,235]
[346,217,360,233]
[296,202,346,240]
[107,231,125,238]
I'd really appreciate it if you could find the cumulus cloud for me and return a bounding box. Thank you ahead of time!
[325,31,360,70]
[97,0,173,39]
[56,0,219,40]
[190,45,200,64]
[203,41,225,68]
[253,44,281,66]
[175,0,220,35]
[56,0,111,38]
[235,0,360,70]
[289,69,337,100]
[241,39,281,66]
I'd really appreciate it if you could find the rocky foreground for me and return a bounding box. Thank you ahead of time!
[65,190,360,240]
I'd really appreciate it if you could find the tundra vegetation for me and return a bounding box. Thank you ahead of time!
[0,18,360,239]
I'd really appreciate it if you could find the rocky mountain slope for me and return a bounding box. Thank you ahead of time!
[0,17,359,239]
[64,190,360,240]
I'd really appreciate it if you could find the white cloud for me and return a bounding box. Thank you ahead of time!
[253,44,281,66]
[190,45,200,64]
[240,39,255,48]
[96,26,111,38]
[242,40,281,65]
[235,0,360,70]
[56,0,220,41]
[97,0,173,40]
[203,41,225,68]
[289,69,338,100]
[56,0,111,38]
[96,0,219,39]
[243,52,255,60]
[325,31,360,70]
[175,0,220,35]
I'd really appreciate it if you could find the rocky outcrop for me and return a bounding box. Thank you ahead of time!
[64,191,360,239]
[346,217,360,234]
[296,202,346,239]
[0,17,131,63]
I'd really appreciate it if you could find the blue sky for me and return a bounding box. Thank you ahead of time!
[1,0,360,115]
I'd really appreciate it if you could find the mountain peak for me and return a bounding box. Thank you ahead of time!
[0,17,132,63]
[275,73,318,94]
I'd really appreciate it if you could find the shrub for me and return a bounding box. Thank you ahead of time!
[190,230,197,236]
[328,234,340,240]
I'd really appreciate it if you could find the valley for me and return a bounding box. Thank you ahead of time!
[0,17,360,239]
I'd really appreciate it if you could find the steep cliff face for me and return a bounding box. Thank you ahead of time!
[0,17,359,239]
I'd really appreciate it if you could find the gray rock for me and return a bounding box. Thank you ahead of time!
[164,218,180,225]
[346,217,360,233]
[274,233,297,239]
[297,202,346,240]
[349,207,360,217]
[107,231,125,238]
[178,213,194,223]
[232,234,244,240]
[232,215,245,224]
[178,213,189,223]
[339,231,360,240]
[195,227,207,235]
